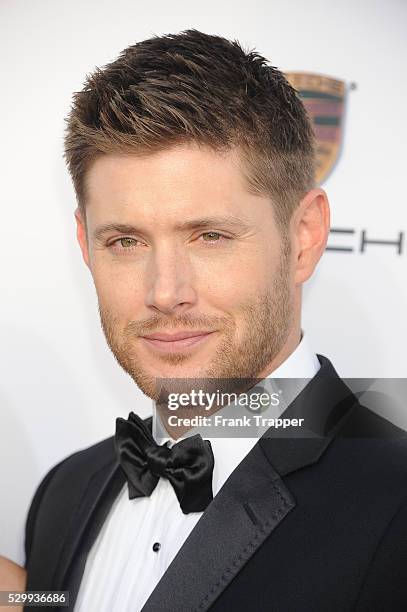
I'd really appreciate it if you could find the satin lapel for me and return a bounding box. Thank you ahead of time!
[141,441,295,612]
[51,460,126,600]
[52,416,152,601]
[260,354,358,476]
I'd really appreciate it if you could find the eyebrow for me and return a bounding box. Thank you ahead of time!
[92,216,251,241]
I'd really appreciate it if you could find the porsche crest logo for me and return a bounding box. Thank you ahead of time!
[285,72,346,184]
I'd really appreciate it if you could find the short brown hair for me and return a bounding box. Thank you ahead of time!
[63,28,316,232]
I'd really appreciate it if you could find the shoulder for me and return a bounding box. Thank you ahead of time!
[31,434,118,502]
[24,434,115,567]
[29,413,151,494]
[326,402,407,502]
[341,401,407,439]
[52,434,117,480]
[24,415,151,566]
[339,401,407,472]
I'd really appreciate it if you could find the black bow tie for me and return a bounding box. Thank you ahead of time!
[115,412,214,514]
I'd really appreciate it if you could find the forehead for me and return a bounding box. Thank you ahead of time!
[84,144,262,218]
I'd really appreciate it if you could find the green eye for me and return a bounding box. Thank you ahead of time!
[119,237,137,247]
[202,232,221,241]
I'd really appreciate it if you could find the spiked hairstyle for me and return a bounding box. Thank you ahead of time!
[63,29,316,233]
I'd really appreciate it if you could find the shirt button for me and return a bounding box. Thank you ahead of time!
[152,542,161,552]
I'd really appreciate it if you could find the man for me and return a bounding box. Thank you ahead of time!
[23,29,407,611]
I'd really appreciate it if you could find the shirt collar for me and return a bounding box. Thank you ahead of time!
[270,330,320,379]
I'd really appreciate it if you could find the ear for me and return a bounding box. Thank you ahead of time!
[292,188,330,285]
[74,207,91,269]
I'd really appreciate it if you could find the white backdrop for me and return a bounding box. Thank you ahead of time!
[1,0,406,566]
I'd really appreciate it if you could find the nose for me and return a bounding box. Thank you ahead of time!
[145,244,197,315]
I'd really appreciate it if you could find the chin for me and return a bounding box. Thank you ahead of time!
[149,363,207,380]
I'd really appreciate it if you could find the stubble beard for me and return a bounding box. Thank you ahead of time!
[97,243,294,401]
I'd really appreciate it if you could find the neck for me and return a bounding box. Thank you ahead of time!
[256,324,302,380]
[157,323,302,441]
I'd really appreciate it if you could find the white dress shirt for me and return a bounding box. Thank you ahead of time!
[74,332,320,611]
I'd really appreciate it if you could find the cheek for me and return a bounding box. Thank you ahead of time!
[91,263,142,318]
[198,247,277,301]
[196,250,277,326]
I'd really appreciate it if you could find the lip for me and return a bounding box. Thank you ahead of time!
[140,331,215,352]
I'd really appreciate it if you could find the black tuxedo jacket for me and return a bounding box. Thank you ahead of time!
[24,355,407,611]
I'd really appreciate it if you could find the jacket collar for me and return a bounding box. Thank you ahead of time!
[53,354,358,611]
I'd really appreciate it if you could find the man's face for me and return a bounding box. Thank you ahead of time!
[77,144,297,400]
